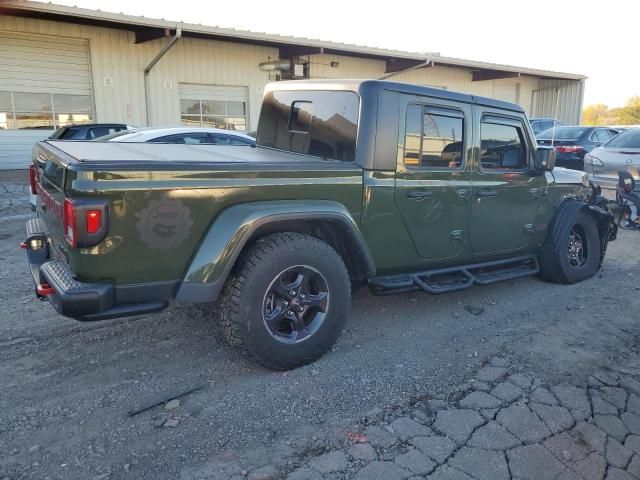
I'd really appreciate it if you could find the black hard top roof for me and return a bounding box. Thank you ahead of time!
[270,79,525,113]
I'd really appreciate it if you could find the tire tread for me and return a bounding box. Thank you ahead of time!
[217,232,350,370]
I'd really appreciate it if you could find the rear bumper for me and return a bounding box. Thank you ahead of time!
[24,218,173,321]
[555,155,585,171]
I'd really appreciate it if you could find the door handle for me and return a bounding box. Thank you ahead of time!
[476,190,498,198]
[407,190,433,200]
[529,188,541,198]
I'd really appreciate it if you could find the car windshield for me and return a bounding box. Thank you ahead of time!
[537,127,588,140]
[605,128,640,148]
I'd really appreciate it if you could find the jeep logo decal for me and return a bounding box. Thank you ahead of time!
[136,200,193,250]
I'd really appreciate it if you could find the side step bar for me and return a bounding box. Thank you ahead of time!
[368,255,539,296]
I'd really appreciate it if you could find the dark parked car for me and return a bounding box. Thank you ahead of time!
[530,117,564,135]
[536,126,620,170]
[48,123,132,140]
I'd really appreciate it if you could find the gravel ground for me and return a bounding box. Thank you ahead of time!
[1,182,639,480]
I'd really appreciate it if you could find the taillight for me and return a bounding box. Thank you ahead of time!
[63,199,108,248]
[555,145,585,154]
[64,198,77,246]
[86,210,101,234]
[29,164,37,195]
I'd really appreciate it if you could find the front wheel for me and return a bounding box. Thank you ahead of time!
[539,210,601,284]
[217,232,351,370]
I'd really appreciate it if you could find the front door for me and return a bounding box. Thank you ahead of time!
[469,110,541,253]
[394,99,472,260]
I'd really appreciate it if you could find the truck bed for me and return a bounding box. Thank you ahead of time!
[45,141,334,166]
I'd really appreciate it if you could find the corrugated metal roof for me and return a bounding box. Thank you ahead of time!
[0,0,586,81]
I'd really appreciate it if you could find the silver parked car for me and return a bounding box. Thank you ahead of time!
[584,128,640,200]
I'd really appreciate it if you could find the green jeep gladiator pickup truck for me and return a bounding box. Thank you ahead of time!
[25,80,615,369]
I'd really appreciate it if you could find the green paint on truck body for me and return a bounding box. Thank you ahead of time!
[30,79,600,313]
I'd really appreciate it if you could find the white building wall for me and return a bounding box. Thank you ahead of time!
[309,55,543,115]
[0,15,278,131]
[144,37,277,130]
[532,79,585,124]
[0,13,583,169]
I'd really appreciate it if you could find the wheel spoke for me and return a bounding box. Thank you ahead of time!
[290,311,306,333]
[301,292,328,312]
[283,271,306,293]
[264,303,286,326]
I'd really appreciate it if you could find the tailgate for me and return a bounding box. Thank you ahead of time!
[33,142,74,263]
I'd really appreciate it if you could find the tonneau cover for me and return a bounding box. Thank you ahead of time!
[45,141,327,164]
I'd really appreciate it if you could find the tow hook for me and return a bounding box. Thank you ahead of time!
[36,283,55,296]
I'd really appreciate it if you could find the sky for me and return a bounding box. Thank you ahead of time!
[48,0,638,108]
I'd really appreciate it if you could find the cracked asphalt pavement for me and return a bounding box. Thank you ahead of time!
[2,180,640,480]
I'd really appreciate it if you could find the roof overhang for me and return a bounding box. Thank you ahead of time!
[0,0,587,81]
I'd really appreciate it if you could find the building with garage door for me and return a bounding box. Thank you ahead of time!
[0,0,586,170]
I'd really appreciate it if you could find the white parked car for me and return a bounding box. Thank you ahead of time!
[584,128,640,200]
[97,127,256,146]
[30,127,255,210]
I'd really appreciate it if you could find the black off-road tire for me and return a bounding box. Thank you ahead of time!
[217,232,351,370]
[539,210,601,284]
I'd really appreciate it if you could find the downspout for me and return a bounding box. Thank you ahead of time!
[379,59,432,80]
[144,28,182,126]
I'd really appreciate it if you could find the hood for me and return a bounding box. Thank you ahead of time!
[547,167,589,186]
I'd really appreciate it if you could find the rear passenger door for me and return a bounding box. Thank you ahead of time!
[469,110,540,253]
[394,97,472,260]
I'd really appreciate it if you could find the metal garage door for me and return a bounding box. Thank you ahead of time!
[0,31,94,170]
[492,82,519,104]
[178,84,249,132]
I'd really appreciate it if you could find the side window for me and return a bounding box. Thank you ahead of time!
[207,134,230,145]
[480,121,528,170]
[87,127,118,139]
[256,90,358,162]
[403,104,464,169]
[227,136,254,146]
[591,129,610,144]
[150,133,210,144]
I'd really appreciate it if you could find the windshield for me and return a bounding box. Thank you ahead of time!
[257,90,359,162]
[537,127,588,140]
[605,128,640,148]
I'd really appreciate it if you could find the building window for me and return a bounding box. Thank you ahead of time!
[404,104,465,169]
[180,98,247,131]
[0,91,93,130]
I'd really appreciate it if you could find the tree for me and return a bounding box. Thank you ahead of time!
[582,96,640,126]
[582,104,609,125]
[618,96,640,125]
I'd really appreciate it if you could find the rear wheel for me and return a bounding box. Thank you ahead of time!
[539,211,601,284]
[217,232,350,370]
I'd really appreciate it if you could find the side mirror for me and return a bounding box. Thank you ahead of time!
[535,146,556,172]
